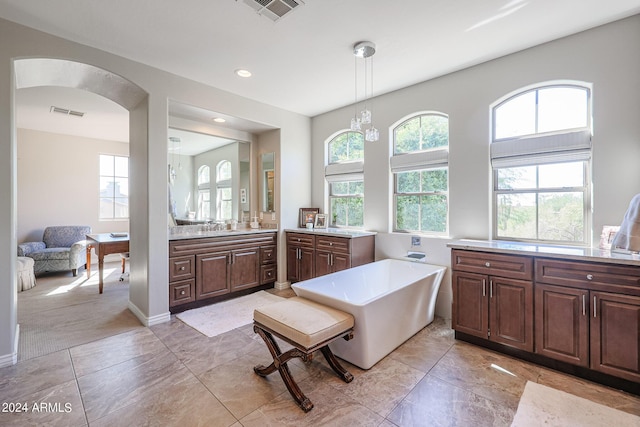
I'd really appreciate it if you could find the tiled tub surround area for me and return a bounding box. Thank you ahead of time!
[448,239,640,394]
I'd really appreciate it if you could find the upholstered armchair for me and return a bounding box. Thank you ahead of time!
[18,226,91,276]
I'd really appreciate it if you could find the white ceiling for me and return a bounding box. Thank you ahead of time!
[4,0,640,143]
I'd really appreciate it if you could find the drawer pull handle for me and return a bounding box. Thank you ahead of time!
[482,279,486,297]
[593,296,597,318]
[582,294,586,316]
[586,274,593,280]
[485,262,490,267]
[180,290,186,295]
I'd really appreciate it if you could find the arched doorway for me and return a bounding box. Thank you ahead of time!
[9,58,149,362]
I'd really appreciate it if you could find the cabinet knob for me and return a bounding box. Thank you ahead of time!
[180,266,186,271]
[586,274,593,280]
[297,238,301,242]
[267,272,272,277]
[180,290,186,295]
[485,262,490,267]
[329,242,333,246]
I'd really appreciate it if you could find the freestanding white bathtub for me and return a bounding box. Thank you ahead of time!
[292,258,446,370]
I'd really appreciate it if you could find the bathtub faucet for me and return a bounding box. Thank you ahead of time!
[407,251,426,262]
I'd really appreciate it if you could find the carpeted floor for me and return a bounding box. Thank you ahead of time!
[176,290,285,337]
[17,262,142,361]
[511,381,640,427]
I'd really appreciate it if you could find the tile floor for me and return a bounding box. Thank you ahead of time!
[2,290,639,426]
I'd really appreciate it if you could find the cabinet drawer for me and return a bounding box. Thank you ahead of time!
[261,265,277,284]
[261,245,276,264]
[169,255,195,281]
[536,258,640,295]
[286,232,315,248]
[315,236,350,254]
[452,249,532,281]
[169,279,195,307]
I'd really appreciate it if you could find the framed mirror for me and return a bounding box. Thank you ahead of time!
[261,152,275,212]
[168,127,252,225]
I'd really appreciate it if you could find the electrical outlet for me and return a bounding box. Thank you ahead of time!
[259,212,263,220]
[411,236,421,246]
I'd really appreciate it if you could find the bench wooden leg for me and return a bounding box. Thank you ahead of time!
[320,346,354,383]
[253,325,314,412]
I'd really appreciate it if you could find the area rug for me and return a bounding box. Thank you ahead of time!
[511,381,640,427]
[176,291,285,337]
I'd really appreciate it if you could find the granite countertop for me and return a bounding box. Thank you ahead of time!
[169,226,277,241]
[447,239,640,267]
[284,228,377,238]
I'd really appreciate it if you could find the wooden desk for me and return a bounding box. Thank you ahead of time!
[86,233,130,294]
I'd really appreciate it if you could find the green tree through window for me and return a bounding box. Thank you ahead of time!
[393,113,449,233]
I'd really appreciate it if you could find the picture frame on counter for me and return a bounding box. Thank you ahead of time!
[299,208,320,228]
[314,214,328,229]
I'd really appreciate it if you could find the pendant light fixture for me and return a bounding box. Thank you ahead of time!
[350,41,379,142]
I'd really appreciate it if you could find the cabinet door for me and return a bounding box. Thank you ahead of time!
[489,277,534,352]
[230,247,260,291]
[196,252,230,299]
[332,252,351,273]
[299,247,315,281]
[452,271,488,339]
[287,246,300,282]
[534,284,589,367]
[315,250,332,277]
[590,292,640,382]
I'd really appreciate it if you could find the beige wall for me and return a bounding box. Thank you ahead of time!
[310,15,640,319]
[17,128,129,243]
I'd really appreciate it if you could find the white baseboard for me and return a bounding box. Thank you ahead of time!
[0,324,19,368]
[127,301,170,327]
[273,280,291,290]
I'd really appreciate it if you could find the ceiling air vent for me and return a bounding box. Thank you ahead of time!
[242,0,304,22]
[50,106,85,117]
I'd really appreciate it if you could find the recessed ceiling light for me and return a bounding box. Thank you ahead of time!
[235,69,252,78]
[213,117,226,123]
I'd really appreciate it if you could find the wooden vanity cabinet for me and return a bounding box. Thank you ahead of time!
[169,232,276,312]
[287,233,315,282]
[286,231,375,283]
[315,235,351,277]
[535,258,640,383]
[452,249,534,352]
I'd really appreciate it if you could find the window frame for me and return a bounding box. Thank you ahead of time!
[490,82,592,245]
[391,112,449,235]
[197,165,211,220]
[98,154,129,220]
[216,160,232,221]
[325,131,365,229]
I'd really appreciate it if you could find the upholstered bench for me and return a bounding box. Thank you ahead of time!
[253,296,355,412]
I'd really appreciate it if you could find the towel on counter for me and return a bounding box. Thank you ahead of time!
[611,193,640,252]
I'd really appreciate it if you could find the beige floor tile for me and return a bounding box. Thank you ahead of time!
[0,379,86,427]
[389,318,455,373]
[387,374,514,427]
[328,356,426,417]
[77,349,190,422]
[70,327,167,377]
[198,349,297,419]
[165,328,264,376]
[428,341,542,410]
[89,375,236,427]
[0,350,75,402]
[240,379,384,427]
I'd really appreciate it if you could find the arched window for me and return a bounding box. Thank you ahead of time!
[216,160,232,221]
[197,165,210,219]
[391,113,449,234]
[325,131,364,227]
[491,83,591,244]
